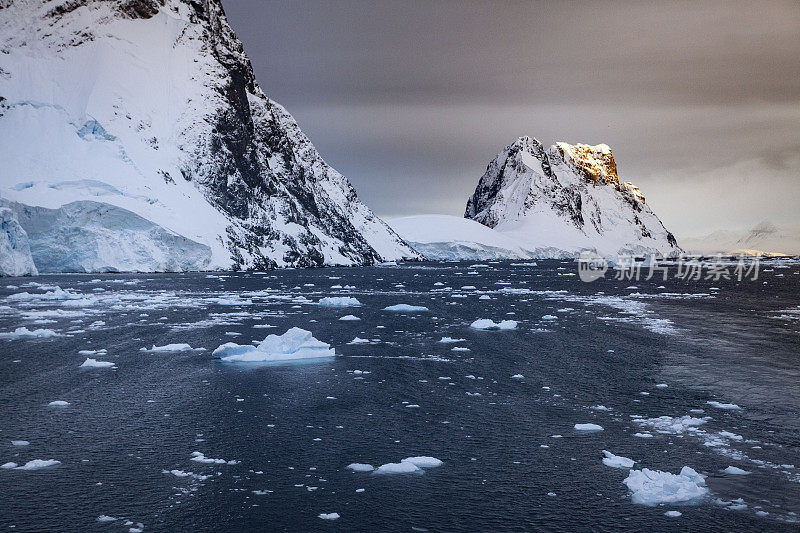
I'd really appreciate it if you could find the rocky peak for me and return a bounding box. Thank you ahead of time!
[551,142,619,186]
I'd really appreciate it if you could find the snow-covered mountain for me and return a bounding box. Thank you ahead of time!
[0,0,419,272]
[464,137,680,258]
[681,221,800,257]
[387,215,537,261]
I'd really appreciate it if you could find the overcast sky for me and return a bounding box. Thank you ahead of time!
[222,0,800,241]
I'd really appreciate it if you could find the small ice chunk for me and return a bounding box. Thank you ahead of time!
[348,337,371,345]
[48,400,70,407]
[318,297,362,307]
[373,461,421,474]
[382,304,429,312]
[15,459,61,470]
[1,462,18,469]
[339,315,361,321]
[346,463,374,472]
[97,516,118,522]
[664,511,682,517]
[541,315,557,320]
[706,401,742,410]
[438,337,465,343]
[722,466,750,475]
[318,513,340,520]
[574,423,603,432]
[511,374,524,379]
[140,343,193,352]
[602,450,635,469]
[470,319,517,330]
[401,456,442,468]
[80,358,115,368]
[623,466,708,505]
[11,440,29,446]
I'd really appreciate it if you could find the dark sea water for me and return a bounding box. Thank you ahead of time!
[1,260,799,532]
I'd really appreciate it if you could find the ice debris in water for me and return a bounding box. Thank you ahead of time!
[13,459,61,470]
[371,456,443,474]
[11,440,29,446]
[140,343,194,352]
[190,451,238,465]
[722,466,750,475]
[382,304,429,312]
[346,463,374,472]
[574,423,604,432]
[48,400,70,407]
[623,466,708,505]
[213,327,334,362]
[706,401,742,410]
[470,319,517,330]
[602,450,635,469]
[339,315,361,321]
[80,358,115,368]
[318,296,362,307]
[318,513,340,520]
[0,327,59,339]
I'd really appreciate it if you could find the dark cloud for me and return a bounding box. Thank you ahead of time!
[222,0,800,242]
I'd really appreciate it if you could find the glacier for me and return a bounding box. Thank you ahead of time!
[0,0,419,272]
[0,207,37,277]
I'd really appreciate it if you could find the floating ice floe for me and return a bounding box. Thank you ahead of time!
[13,459,61,470]
[382,304,429,312]
[470,319,517,330]
[0,327,59,339]
[96,516,118,522]
[401,456,443,468]
[11,440,29,446]
[80,358,115,368]
[722,466,750,475]
[213,327,335,362]
[706,401,742,410]
[339,315,361,321]
[602,450,635,468]
[541,315,557,320]
[511,374,524,379]
[190,451,238,465]
[48,400,70,407]
[438,337,465,343]
[318,513,340,520]
[373,461,420,474]
[348,337,372,345]
[140,343,194,352]
[574,423,604,432]
[623,466,708,505]
[664,511,682,517]
[346,463,375,472]
[318,296,362,307]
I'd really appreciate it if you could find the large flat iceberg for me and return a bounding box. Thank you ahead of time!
[213,327,335,362]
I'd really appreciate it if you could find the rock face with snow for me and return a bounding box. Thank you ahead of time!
[465,137,680,258]
[0,207,37,277]
[0,0,419,271]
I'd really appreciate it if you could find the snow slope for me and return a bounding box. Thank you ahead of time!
[681,221,800,256]
[387,215,537,260]
[0,207,37,277]
[0,0,419,270]
[465,137,681,258]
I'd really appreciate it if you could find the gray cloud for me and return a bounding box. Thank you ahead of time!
[222,0,800,248]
